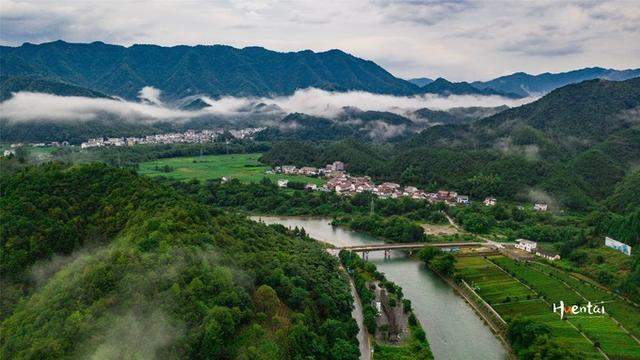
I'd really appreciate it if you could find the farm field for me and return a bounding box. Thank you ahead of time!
[138,153,325,184]
[529,261,640,343]
[489,256,640,359]
[456,256,601,358]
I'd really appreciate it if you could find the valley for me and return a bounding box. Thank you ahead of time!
[1,15,639,359]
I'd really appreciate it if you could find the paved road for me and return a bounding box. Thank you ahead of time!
[347,273,372,360]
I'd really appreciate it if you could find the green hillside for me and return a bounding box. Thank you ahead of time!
[0,163,359,359]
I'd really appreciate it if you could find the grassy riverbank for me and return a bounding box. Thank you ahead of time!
[339,251,433,360]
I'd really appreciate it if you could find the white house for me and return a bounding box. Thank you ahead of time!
[534,203,548,212]
[515,239,538,253]
[483,197,497,206]
[456,195,470,204]
[282,166,297,174]
[277,179,289,188]
[535,249,560,261]
[305,183,318,190]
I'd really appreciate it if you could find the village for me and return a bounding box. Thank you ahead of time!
[80,127,265,149]
[270,160,550,211]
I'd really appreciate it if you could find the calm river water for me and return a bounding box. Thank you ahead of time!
[253,216,506,360]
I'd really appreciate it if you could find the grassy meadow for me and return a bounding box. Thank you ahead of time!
[138,153,325,185]
[456,256,640,359]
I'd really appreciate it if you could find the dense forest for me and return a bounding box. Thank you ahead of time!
[0,163,360,359]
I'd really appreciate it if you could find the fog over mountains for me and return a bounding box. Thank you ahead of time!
[0,40,638,144]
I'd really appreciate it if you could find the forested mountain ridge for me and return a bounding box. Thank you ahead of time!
[414,77,640,152]
[263,78,640,211]
[0,75,112,101]
[0,40,419,99]
[472,67,640,97]
[0,163,359,359]
[420,78,522,98]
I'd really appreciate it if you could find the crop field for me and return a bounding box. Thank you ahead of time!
[138,153,325,184]
[488,256,640,359]
[455,256,602,358]
[456,257,535,304]
[530,261,640,344]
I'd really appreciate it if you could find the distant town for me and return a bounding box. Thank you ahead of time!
[270,161,549,211]
[3,127,268,153]
[80,128,265,149]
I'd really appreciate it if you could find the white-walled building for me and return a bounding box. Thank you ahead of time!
[535,249,560,261]
[515,239,538,253]
[534,203,548,212]
[484,197,497,206]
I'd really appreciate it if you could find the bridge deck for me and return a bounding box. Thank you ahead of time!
[337,242,484,252]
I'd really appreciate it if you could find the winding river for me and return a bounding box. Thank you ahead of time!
[253,216,507,360]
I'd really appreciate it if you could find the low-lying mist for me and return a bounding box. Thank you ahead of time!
[0,86,537,123]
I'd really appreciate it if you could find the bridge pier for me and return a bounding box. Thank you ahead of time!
[361,251,369,260]
[384,249,390,259]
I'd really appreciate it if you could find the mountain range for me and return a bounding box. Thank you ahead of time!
[0,40,419,100]
[471,67,640,97]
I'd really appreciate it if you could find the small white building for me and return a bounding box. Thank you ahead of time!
[277,179,289,188]
[515,239,538,253]
[282,166,297,174]
[534,203,548,212]
[3,149,15,157]
[305,183,318,190]
[535,249,560,261]
[333,161,345,171]
[483,197,497,206]
[456,195,470,204]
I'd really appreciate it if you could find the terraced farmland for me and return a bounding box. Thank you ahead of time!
[455,256,603,358]
[489,256,640,359]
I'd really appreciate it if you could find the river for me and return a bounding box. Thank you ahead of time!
[253,216,507,360]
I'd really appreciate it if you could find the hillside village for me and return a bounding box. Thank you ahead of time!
[271,161,551,212]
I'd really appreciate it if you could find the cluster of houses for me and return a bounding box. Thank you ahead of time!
[80,127,265,149]
[515,239,561,261]
[271,161,499,206]
[270,161,553,214]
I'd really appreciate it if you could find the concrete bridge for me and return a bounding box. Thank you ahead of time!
[337,242,485,259]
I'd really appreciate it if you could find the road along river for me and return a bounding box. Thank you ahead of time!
[253,216,507,360]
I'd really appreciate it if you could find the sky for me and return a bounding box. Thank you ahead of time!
[1,0,639,81]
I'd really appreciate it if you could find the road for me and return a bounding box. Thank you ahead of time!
[347,271,372,360]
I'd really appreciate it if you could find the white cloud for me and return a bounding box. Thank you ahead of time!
[0,87,536,122]
[0,92,189,122]
[0,0,638,81]
[138,86,163,105]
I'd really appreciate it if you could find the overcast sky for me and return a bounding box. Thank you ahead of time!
[1,0,639,81]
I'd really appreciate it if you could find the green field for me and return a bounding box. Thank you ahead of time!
[138,153,325,184]
[488,256,640,359]
[456,256,640,359]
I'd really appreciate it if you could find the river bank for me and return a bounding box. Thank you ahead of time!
[252,216,508,359]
